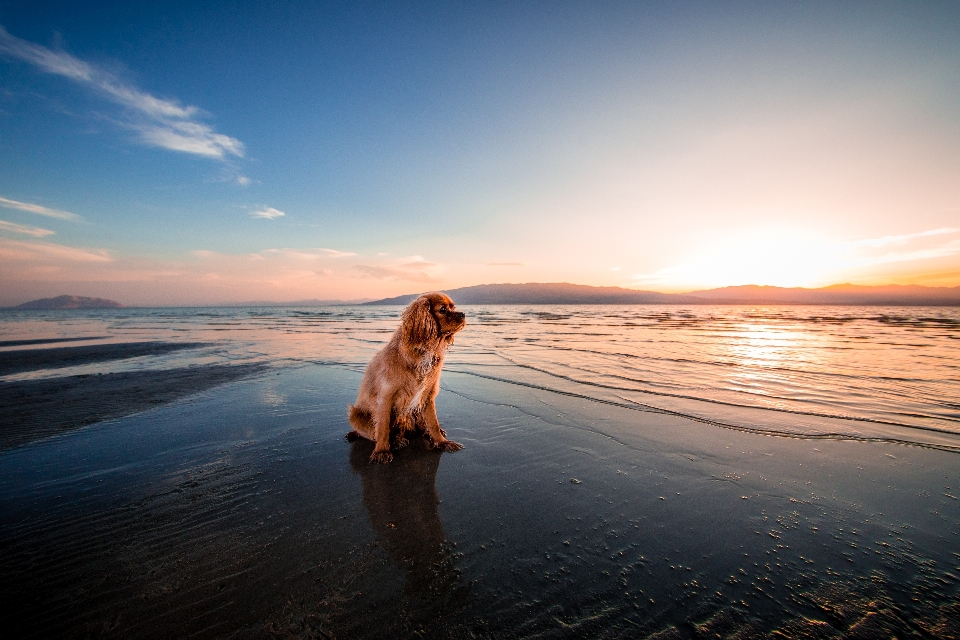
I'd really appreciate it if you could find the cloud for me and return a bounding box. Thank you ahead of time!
[319,248,356,258]
[0,196,82,221]
[354,264,440,283]
[137,122,244,159]
[236,175,251,186]
[487,262,524,267]
[848,227,960,250]
[0,242,448,306]
[0,25,243,159]
[250,207,285,219]
[207,247,356,260]
[0,220,55,237]
[848,239,960,267]
[0,238,111,262]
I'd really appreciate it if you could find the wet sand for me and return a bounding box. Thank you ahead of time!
[0,363,268,450]
[0,336,110,348]
[0,341,210,376]
[1,363,958,638]
[0,340,266,450]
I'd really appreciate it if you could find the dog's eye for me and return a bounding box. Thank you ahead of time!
[439,305,447,313]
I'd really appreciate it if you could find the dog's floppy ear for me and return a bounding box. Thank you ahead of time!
[401,295,437,345]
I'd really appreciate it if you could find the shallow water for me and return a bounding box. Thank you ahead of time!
[2,304,959,449]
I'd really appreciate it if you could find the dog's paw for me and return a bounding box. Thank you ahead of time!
[393,435,409,450]
[435,440,463,453]
[344,431,362,442]
[369,450,393,464]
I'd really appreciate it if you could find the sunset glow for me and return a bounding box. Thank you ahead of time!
[634,230,846,290]
[1,4,959,305]
[632,227,960,291]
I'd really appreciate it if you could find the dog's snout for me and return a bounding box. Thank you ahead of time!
[453,311,465,322]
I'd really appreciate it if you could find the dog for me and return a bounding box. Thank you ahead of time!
[347,292,466,463]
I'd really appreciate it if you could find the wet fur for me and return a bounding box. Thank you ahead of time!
[347,293,465,463]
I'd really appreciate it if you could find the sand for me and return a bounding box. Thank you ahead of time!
[1,362,958,638]
[0,341,210,376]
[0,340,266,450]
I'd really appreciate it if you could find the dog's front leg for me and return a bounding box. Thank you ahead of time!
[370,395,395,464]
[421,398,463,453]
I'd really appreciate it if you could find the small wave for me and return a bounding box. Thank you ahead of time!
[445,367,960,454]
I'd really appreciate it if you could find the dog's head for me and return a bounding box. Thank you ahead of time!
[400,292,466,346]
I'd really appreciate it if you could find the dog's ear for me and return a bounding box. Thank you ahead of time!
[401,296,437,346]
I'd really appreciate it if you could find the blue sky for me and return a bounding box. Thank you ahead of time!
[2,1,959,305]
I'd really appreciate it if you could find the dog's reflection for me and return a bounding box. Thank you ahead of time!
[349,436,469,614]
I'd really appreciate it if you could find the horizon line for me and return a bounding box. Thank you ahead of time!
[7,281,960,309]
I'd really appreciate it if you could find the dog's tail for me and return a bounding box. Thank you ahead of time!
[345,405,373,442]
[347,405,372,430]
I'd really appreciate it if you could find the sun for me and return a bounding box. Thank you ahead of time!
[643,229,847,290]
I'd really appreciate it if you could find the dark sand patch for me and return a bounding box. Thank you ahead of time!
[0,341,210,376]
[0,363,268,450]
[1,366,958,638]
[0,336,110,348]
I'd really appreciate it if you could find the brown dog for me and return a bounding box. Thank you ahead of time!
[347,292,466,463]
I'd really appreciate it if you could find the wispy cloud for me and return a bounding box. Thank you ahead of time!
[0,196,82,221]
[353,255,443,282]
[0,238,111,262]
[203,247,356,260]
[319,248,356,258]
[847,237,960,267]
[0,241,447,305]
[138,122,243,158]
[0,25,243,159]
[250,207,285,219]
[0,220,55,237]
[354,264,440,283]
[847,227,960,249]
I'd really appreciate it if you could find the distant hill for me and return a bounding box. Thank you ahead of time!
[686,284,960,306]
[13,295,123,310]
[365,282,960,306]
[365,283,701,305]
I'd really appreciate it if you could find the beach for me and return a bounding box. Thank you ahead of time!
[1,306,958,638]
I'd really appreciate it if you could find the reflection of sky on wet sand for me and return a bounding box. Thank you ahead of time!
[1,335,958,637]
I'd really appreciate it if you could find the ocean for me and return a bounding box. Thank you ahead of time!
[3,304,958,449]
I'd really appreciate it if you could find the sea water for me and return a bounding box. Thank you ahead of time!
[2,304,958,450]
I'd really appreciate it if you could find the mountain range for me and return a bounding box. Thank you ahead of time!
[8,283,960,308]
[13,295,123,310]
[365,282,960,306]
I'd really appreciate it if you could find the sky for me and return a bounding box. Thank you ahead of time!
[1,1,959,306]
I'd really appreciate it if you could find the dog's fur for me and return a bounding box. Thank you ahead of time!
[347,292,466,463]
